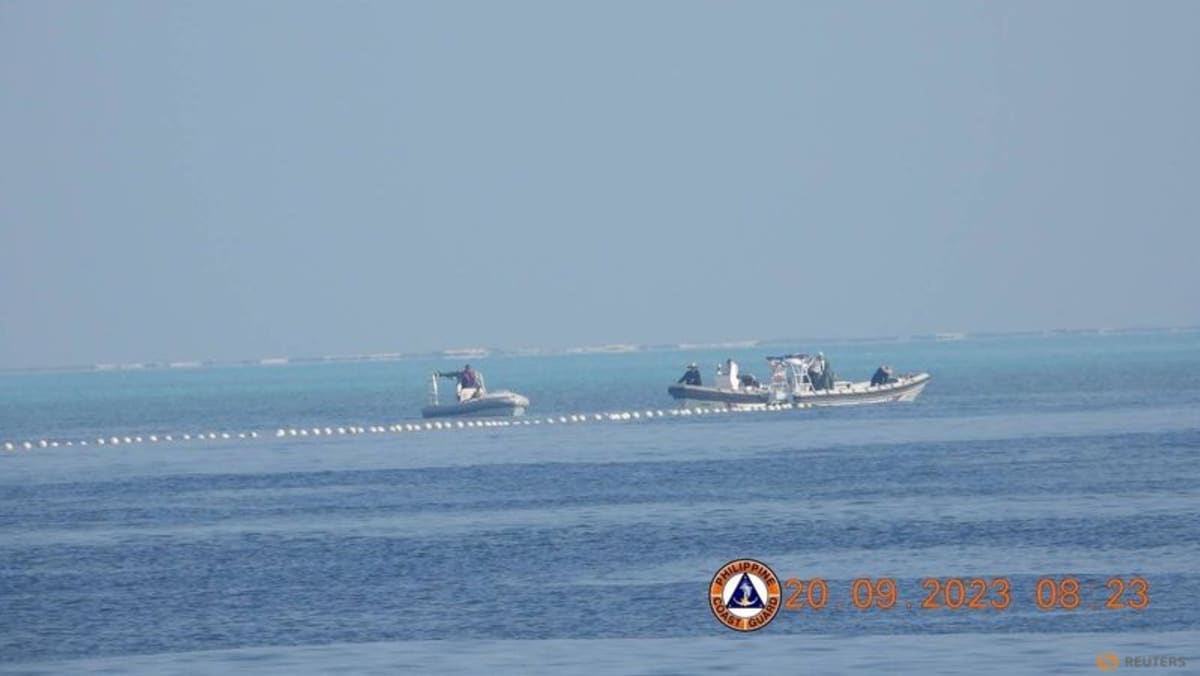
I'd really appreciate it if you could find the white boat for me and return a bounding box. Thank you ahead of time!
[421,370,529,418]
[668,354,930,408]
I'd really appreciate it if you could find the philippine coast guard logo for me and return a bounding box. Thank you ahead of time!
[709,559,781,631]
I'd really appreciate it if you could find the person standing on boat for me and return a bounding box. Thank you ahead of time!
[436,364,483,401]
[808,352,835,390]
[678,363,702,386]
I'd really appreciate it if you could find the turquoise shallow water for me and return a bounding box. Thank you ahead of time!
[1,332,1198,673]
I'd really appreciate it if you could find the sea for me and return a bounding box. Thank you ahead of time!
[1,332,1197,674]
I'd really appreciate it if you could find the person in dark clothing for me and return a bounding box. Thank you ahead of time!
[870,365,893,386]
[436,364,481,399]
[738,373,760,389]
[678,363,702,386]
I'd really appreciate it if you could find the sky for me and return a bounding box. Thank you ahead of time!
[2,1,1198,369]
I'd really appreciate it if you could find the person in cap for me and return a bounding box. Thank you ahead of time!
[436,364,482,400]
[678,362,703,386]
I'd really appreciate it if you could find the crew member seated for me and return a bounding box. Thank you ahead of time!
[436,364,483,401]
[678,363,702,386]
[870,365,894,387]
[738,373,760,389]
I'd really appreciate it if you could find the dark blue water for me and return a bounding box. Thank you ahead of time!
[1,333,1197,673]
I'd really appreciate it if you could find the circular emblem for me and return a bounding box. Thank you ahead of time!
[709,558,782,631]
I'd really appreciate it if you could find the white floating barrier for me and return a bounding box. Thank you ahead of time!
[10,386,836,457]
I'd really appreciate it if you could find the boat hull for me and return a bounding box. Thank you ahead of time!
[666,384,769,405]
[668,373,931,408]
[421,391,530,418]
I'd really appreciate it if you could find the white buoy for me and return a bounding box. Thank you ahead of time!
[80,440,88,446]
[3,442,13,452]
[51,441,60,448]
[276,429,286,437]
[97,438,106,445]
[111,437,121,445]
[165,435,173,441]
[250,431,258,438]
[24,441,33,450]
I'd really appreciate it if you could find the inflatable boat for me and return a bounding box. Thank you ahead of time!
[421,370,529,418]
[668,354,930,408]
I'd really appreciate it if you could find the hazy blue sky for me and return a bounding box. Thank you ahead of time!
[2,1,1197,368]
